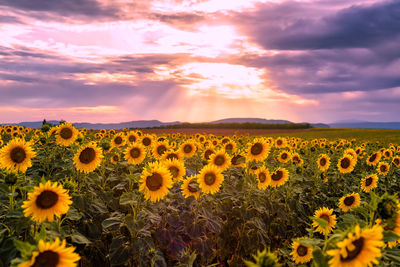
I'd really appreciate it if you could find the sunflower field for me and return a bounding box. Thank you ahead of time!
[1,123,400,267]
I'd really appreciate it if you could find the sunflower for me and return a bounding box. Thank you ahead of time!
[163,158,185,182]
[202,147,215,161]
[0,138,36,173]
[152,141,169,160]
[377,162,390,176]
[317,154,330,171]
[275,137,287,148]
[55,123,79,146]
[18,238,80,267]
[277,151,291,163]
[339,193,361,212]
[366,152,381,166]
[361,174,379,192]
[139,161,172,202]
[110,153,120,164]
[140,135,154,148]
[179,141,197,158]
[312,207,336,235]
[337,155,356,174]
[327,224,384,267]
[270,168,289,188]
[224,141,237,152]
[126,131,139,144]
[198,164,224,194]
[125,143,146,165]
[392,156,400,168]
[111,132,126,148]
[290,240,313,264]
[208,149,231,171]
[291,153,303,166]
[231,153,246,167]
[255,166,270,190]
[383,149,393,159]
[344,148,357,160]
[73,142,103,173]
[21,181,72,223]
[161,149,183,161]
[247,138,270,162]
[181,176,200,200]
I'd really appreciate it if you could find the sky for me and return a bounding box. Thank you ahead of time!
[0,0,399,123]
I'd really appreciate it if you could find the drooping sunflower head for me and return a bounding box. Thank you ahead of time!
[270,168,289,188]
[139,161,172,202]
[255,166,271,190]
[337,155,356,174]
[393,156,400,168]
[163,158,186,182]
[110,153,120,164]
[247,138,270,162]
[179,141,197,158]
[312,207,336,235]
[291,153,303,166]
[21,181,72,223]
[198,164,224,195]
[377,162,390,176]
[339,193,361,212]
[290,239,313,264]
[327,224,384,267]
[366,152,381,166]
[17,238,80,267]
[361,174,379,192]
[181,175,200,200]
[152,141,170,159]
[111,132,126,148]
[0,138,36,173]
[125,143,146,165]
[208,149,232,171]
[376,194,399,221]
[277,151,291,163]
[231,153,246,167]
[317,154,331,171]
[55,123,79,146]
[73,142,103,173]
[202,147,215,161]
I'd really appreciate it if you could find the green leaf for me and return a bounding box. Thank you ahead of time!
[65,208,82,221]
[310,216,328,229]
[13,240,36,258]
[70,230,91,244]
[119,192,137,206]
[312,248,329,267]
[298,238,322,247]
[383,231,400,242]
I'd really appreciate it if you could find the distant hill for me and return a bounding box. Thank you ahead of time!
[329,122,400,129]
[209,118,293,124]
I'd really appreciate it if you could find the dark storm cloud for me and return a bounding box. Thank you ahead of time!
[0,0,119,19]
[236,0,400,50]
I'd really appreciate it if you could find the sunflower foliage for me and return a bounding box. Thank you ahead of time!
[1,124,400,266]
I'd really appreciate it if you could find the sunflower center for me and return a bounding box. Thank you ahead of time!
[114,136,123,145]
[320,158,327,166]
[319,214,330,223]
[277,140,282,146]
[166,153,178,160]
[128,135,136,142]
[146,173,163,191]
[204,172,216,185]
[214,155,225,166]
[188,180,198,193]
[157,145,167,156]
[32,250,60,267]
[344,196,355,206]
[10,146,26,163]
[36,190,59,209]
[183,145,193,153]
[204,150,213,160]
[130,148,141,158]
[340,158,351,169]
[251,143,263,155]
[380,165,387,172]
[365,177,373,186]
[296,245,308,257]
[340,237,364,262]
[281,153,288,159]
[258,173,267,183]
[271,170,283,181]
[113,155,119,161]
[142,137,151,146]
[169,166,179,179]
[369,153,377,162]
[60,127,73,139]
[394,158,400,165]
[293,156,300,162]
[225,144,233,150]
[79,147,96,164]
